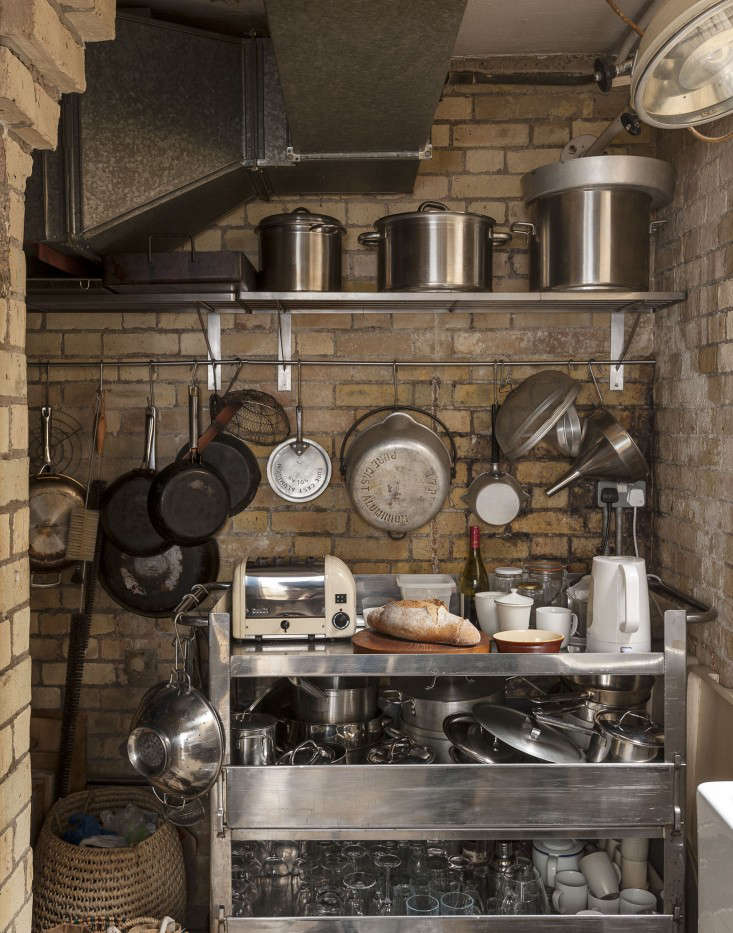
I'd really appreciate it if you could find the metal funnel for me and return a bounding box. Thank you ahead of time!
[546,409,648,497]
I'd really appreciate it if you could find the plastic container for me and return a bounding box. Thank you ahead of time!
[396,574,456,609]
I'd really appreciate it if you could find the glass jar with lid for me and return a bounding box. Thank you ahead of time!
[523,560,567,606]
[492,567,524,593]
[515,581,544,627]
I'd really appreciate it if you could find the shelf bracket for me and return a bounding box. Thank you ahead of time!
[277,307,292,392]
[610,310,625,391]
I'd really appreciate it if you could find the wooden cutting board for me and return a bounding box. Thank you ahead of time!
[352,629,491,654]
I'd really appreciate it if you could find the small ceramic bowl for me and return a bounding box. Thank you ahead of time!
[493,629,564,653]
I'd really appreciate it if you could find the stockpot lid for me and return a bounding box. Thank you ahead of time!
[472,703,584,763]
[521,155,676,209]
[256,206,345,234]
[232,712,278,735]
[595,710,664,749]
[372,201,497,228]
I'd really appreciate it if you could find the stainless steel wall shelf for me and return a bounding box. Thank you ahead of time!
[27,283,684,314]
[207,607,688,932]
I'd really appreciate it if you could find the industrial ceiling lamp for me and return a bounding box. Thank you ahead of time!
[630,0,733,128]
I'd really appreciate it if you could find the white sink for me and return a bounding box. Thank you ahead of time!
[698,782,733,932]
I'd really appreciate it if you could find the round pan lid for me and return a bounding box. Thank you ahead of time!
[521,155,676,208]
[472,703,584,763]
[256,206,345,233]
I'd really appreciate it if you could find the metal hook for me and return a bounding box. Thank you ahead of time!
[44,361,50,408]
[392,361,398,406]
[98,361,105,396]
[190,360,199,387]
[296,358,302,408]
[492,361,498,406]
[587,360,605,406]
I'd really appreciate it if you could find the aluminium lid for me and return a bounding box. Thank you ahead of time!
[256,207,345,233]
[472,703,584,764]
[521,156,676,209]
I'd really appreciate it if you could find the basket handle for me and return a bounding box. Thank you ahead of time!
[339,405,457,479]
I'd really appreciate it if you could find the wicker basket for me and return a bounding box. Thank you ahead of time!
[33,787,186,933]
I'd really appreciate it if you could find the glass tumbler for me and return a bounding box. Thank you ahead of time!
[441,891,476,915]
[406,894,440,916]
[343,872,377,916]
[392,883,412,915]
[499,858,550,915]
[258,856,291,917]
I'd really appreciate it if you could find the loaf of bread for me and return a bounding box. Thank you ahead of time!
[368,599,481,646]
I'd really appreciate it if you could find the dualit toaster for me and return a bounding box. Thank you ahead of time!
[232,556,356,640]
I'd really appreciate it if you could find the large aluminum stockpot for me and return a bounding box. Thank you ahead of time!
[339,407,456,536]
[358,201,511,291]
[382,676,505,733]
[512,156,675,291]
[257,207,345,291]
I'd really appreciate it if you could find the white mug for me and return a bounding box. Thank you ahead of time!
[535,606,578,649]
[620,888,657,914]
[622,857,648,890]
[551,871,588,914]
[621,837,650,861]
[588,892,620,914]
[532,839,583,887]
[579,850,622,898]
[587,556,651,652]
[474,591,505,636]
[495,590,533,631]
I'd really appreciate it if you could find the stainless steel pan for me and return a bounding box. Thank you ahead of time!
[29,406,86,572]
[290,677,377,724]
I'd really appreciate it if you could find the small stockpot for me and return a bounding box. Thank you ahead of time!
[257,207,345,291]
[534,709,663,763]
[512,156,675,291]
[232,712,279,765]
[382,676,504,733]
[358,201,511,291]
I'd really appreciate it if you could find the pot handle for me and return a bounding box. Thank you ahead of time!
[490,230,512,245]
[533,710,597,735]
[418,201,448,212]
[339,405,457,479]
[357,231,382,247]
[510,221,536,239]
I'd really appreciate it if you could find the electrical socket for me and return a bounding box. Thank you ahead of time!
[596,480,646,509]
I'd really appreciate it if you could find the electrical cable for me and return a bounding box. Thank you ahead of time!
[605,0,644,36]
[632,505,639,558]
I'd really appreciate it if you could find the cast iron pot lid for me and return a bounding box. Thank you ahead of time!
[472,703,584,763]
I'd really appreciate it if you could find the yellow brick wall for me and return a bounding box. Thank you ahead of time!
[653,119,733,687]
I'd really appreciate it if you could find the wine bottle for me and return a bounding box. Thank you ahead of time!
[459,525,489,627]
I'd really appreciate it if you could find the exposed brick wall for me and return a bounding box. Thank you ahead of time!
[0,2,114,932]
[653,119,733,687]
[25,81,658,795]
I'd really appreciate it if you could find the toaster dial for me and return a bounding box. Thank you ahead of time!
[331,611,351,631]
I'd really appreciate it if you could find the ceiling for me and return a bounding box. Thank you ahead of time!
[119,0,650,55]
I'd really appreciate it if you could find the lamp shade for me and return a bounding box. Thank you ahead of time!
[631,0,733,127]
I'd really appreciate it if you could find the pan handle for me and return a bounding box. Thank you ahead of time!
[490,403,501,465]
[40,406,53,473]
[142,405,157,471]
[196,400,243,454]
[188,384,200,460]
[339,405,457,479]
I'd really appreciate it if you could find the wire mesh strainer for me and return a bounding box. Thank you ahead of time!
[209,360,290,447]
[494,370,580,460]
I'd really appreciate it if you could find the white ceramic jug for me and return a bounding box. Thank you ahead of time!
[587,556,651,652]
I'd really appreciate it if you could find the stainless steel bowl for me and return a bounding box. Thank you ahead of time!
[128,676,224,800]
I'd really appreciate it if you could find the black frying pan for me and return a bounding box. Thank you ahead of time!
[177,432,260,515]
[98,534,219,617]
[100,404,168,556]
[148,384,234,546]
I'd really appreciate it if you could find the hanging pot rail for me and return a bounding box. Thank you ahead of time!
[28,356,656,370]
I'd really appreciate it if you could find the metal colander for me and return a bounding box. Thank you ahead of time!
[494,371,580,460]
[210,362,290,447]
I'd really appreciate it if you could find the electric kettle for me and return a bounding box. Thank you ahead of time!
[587,556,651,653]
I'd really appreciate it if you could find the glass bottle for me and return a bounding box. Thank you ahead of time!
[460,525,489,627]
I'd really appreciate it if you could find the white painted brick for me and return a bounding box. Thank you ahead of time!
[0,0,85,94]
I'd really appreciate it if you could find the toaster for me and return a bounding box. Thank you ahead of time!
[231,555,356,640]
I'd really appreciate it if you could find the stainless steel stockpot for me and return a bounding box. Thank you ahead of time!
[382,676,504,733]
[358,201,511,291]
[257,207,345,291]
[512,156,675,291]
[290,677,378,724]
